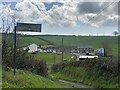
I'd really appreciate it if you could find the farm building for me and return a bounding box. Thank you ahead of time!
[45,46,78,53]
[45,45,94,54]
[41,44,54,49]
[94,48,104,57]
[78,46,94,54]
[28,43,39,53]
[63,46,78,53]
[78,55,98,60]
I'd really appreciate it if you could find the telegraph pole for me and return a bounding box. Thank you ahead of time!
[54,53,55,64]
[62,37,63,62]
[53,50,56,64]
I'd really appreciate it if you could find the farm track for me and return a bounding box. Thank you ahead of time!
[59,79,98,89]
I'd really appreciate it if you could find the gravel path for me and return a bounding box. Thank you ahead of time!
[59,79,98,90]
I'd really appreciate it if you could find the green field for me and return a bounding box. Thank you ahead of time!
[37,36,118,48]
[17,36,49,47]
[17,35,118,48]
[29,53,73,64]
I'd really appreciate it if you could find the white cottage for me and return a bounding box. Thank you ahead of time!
[28,43,38,53]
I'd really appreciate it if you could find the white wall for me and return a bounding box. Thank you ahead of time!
[28,44,38,53]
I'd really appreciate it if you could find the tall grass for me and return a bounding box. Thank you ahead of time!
[52,58,119,88]
[2,69,65,88]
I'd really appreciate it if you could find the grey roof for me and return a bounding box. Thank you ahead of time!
[46,45,93,50]
[95,48,104,53]
[77,46,93,48]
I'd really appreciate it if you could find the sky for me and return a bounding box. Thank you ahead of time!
[0,0,119,35]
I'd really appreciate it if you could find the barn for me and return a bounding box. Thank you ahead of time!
[28,43,39,53]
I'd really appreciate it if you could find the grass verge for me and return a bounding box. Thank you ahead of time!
[2,69,69,88]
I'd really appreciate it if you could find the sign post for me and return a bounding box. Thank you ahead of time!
[16,23,41,32]
[13,26,16,76]
[13,23,41,75]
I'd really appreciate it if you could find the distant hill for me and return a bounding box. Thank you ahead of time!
[17,36,49,47]
[37,35,118,48]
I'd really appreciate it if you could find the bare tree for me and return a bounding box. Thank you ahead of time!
[1,4,17,47]
[1,4,16,33]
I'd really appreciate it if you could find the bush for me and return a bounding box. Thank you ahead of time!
[51,62,66,73]
[2,41,13,68]
[34,60,48,77]
[64,58,118,77]
[15,52,37,71]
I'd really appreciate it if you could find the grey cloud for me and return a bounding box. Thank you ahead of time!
[102,19,118,27]
[77,2,101,14]
[77,2,118,27]
[105,2,118,15]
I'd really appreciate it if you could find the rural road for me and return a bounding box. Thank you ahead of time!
[59,79,98,90]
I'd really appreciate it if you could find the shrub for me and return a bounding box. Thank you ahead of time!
[64,58,118,77]
[34,60,48,77]
[51,62,66,73]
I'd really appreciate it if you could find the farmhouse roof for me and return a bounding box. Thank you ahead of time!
[28,43,38,47]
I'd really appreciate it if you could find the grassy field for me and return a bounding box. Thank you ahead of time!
[17,35,118,48]
[38,36,118,47]
[2,69,81,88]
[17,36,49,47]
[29,53,73,64]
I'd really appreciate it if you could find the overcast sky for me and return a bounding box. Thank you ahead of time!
[0,0,119,35]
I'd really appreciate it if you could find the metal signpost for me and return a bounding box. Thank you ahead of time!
[13,26,16,76]
[16,23,42,32]
[13,23,41,75]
